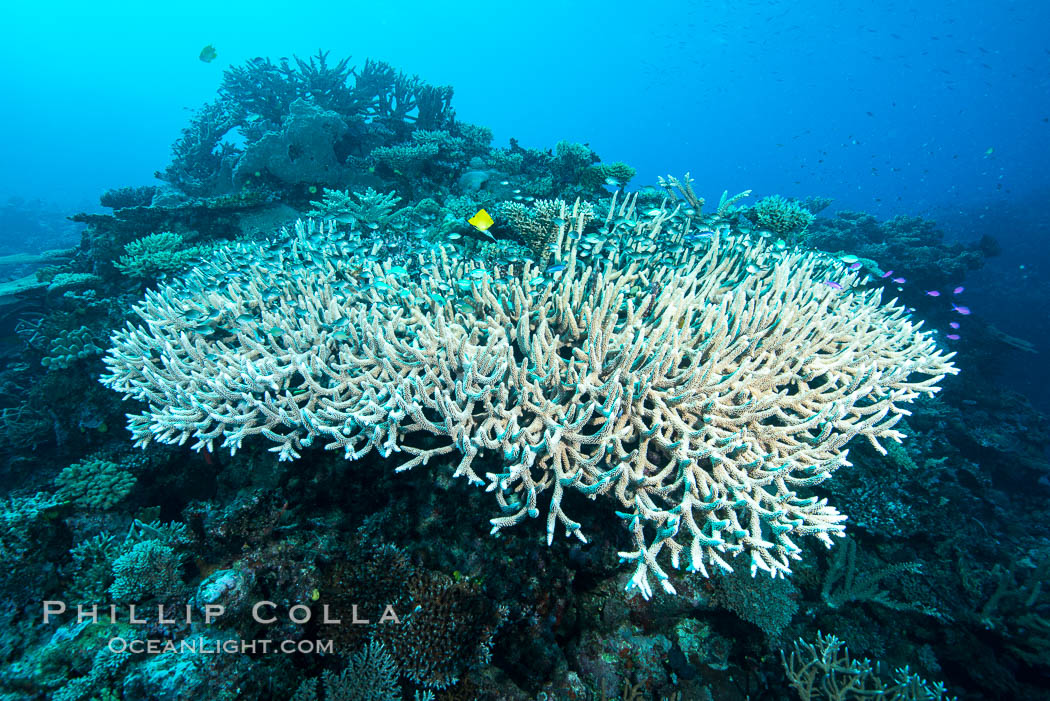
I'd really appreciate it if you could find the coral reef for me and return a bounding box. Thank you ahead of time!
[1,47,1046,701]
[160,52,456,197]
[804,211,994,293]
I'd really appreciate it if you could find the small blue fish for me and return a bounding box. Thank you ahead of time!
[823,280,843,290]
[546,264,566,274]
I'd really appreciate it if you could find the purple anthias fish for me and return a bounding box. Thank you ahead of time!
[849,262,862,270]
[892,277,906,284]
[949,321,960,329]
[823,280,843,290]
[881,270,894,278]
[952,304,971,315]
[946,334,960,340]
[953,286,964,294]
[926,290,940,297]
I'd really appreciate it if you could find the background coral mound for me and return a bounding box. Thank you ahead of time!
[101,192,956,599]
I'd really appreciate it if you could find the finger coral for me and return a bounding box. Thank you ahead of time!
[54,456,136,510]
[101,191,955,599]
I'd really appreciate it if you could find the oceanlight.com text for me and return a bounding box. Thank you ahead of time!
[108,637,335,655]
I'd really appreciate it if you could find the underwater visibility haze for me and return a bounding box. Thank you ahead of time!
[0,1,1049,699]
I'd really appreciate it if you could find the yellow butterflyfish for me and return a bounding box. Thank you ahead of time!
[468,209,494,232]
[199,44,218,63]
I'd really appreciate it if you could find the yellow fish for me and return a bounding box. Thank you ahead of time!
[199,44,218,63]
[468,208,494,232]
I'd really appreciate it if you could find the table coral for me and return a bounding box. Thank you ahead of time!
[101,191,955,599]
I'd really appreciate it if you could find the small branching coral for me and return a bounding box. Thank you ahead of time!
[291,641,434,701]
[306,187,404,228]
[101,190,955,599]
[820,537,935,616]
[781,632,955,700]
[114,232,201,280]
[745,195,815,241]
[108,520,191,602]
[498,198,595,262]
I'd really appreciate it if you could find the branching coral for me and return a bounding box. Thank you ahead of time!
[114,232,201,280]
[376,573,506,690]
[781,632,955,700]
[159,101,240,196]
[101,191,955,599]
[163,52,458,197]
[552,141,597,183]
[370,142,440,177]
[354,59,454,133]
[306,187,404,228]
[745,195,814,239]
[499,198,595,262]
[109,539,183,602]
[658,173,705,213]
[220,52,358,125]
[820,537,933,615]
[291,641,434,701]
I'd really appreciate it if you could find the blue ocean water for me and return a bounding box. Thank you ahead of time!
[1,2,1048,699]
[4,0,1048,399]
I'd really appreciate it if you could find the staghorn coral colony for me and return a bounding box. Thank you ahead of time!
[0,51,1046,701]
[102,197,954,601]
